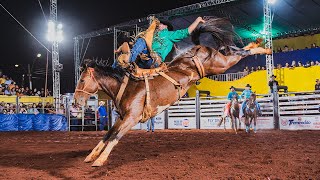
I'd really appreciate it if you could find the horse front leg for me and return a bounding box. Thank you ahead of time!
[245,116,250,133]
[91,115,138,167]
[253,115,257,133]
[84,117,122,163]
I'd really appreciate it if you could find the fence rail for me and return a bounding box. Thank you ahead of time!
[208,72,247,81]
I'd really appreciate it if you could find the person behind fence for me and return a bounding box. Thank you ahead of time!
[315,79,320,92]
[268,75,279,93]
[146,117,155,132]
[223,86,241,117]
[114,16,206,69]
[240,84,262,116]
[97,101,108,131]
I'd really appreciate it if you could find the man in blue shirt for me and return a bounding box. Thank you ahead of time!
[224,86,241,117]
[97,101,108,131]
[241,84,261,116]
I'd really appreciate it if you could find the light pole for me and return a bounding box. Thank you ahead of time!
[47,0,63,108]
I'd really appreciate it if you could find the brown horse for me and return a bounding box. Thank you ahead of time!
[74,18,271,167]
[218,96,240,134]
[244,93,258,133]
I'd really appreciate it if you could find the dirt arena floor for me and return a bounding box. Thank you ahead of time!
[0,130,319,180]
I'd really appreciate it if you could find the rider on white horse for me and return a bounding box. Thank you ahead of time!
[240,84,262,116]
[223,86,241,117]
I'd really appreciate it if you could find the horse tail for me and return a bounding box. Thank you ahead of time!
[191,17,240,53]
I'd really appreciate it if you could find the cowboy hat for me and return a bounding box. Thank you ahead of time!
[229,86,235,89]
[270,75,277,78]
[159,20,174,31]
[245,84,252,88]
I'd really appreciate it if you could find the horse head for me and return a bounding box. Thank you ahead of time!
[247,93,256,110]
[74,59,101,106]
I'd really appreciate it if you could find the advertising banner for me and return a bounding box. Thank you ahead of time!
[168,117,196,129]
[200,116,274,129]
[280,116,320,130]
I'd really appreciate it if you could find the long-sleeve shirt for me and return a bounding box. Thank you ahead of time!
[152,28,190,61]
[227,91,240,100]
[241,89,253,99]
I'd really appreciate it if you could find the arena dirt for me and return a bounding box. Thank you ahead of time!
[0,130,319,179]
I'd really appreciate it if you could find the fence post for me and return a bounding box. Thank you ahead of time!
[16,96,19,113]
[272,83,280,129]
[195,90,200,129]
[164,109,168,129]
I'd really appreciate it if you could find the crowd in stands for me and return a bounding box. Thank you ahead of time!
[275,43,318,53]
[241,60,320,75]
[0,74,50,96]
[0,102,62,115]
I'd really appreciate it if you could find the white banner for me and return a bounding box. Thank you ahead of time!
[200,117,274,129]
[168,117,196,129]
[280,116,320,130]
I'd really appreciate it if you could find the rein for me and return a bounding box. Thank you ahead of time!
[75,69,99,96]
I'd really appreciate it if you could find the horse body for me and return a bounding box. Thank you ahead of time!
[244,94,258,133]
[74,18,271,167]
[230,97,240,134]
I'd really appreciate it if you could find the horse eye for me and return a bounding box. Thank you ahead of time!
[80,79,85,83]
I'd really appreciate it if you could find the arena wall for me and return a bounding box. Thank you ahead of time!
[187,66,320,97]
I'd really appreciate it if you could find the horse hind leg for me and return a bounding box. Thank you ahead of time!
[91,116,137,167]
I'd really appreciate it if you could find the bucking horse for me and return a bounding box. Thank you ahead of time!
[74,18,271,167]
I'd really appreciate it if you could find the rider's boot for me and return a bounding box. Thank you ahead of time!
[249,47,272,55]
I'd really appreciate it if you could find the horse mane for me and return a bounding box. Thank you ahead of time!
[81,59,125,82]
[191,17,240,54]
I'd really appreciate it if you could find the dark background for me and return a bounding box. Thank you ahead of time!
[0,0,203,93]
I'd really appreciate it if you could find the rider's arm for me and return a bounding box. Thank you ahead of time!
[188,17,205,34]
[168,17,205,42]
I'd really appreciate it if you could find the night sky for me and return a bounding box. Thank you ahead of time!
[0,0,203,93]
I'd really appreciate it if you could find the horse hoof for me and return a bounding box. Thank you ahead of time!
[92,160,104,167]
[84,156,95,163]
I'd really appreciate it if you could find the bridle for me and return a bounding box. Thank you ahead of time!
[75,68,99,96]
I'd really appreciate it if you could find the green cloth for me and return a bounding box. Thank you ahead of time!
[152,28,190,61]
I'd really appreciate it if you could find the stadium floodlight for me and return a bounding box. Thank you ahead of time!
[46,21,63,42]
[37,53,42,58]
[14,64,19,67]
[268,0,276,4]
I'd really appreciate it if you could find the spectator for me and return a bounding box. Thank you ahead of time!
[289,48,294,51]
[10,88,16,95]
[291,61,296,68]
[283,45,289,52]
[315,61,320,66]
[70,103,79,118]
[268,75,279,93]
[97,101,108,131]
[310,61,315,66]
[285,63,290,68]
[251,67,255,72]
[315,79,320,91]
[27,104,39,114]
[146,117,155,132]
[311,43,316,48]
[277,47,282,53]
[19,105,28,114]
[4,86,11,95]
[261,66,265,70]
[256,66,261,71]
[57,104,65,114]
[298,61,303,67]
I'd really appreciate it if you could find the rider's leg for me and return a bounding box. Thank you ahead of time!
[224,102,231,117]
[129,38,148,62]
[241,100,246,117]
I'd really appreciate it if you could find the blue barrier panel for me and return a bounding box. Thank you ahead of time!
[0,114,68,131]
[32,114,51,131]
[49,114,67,131]
[17,114,35,131]
[0,114,18,131]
